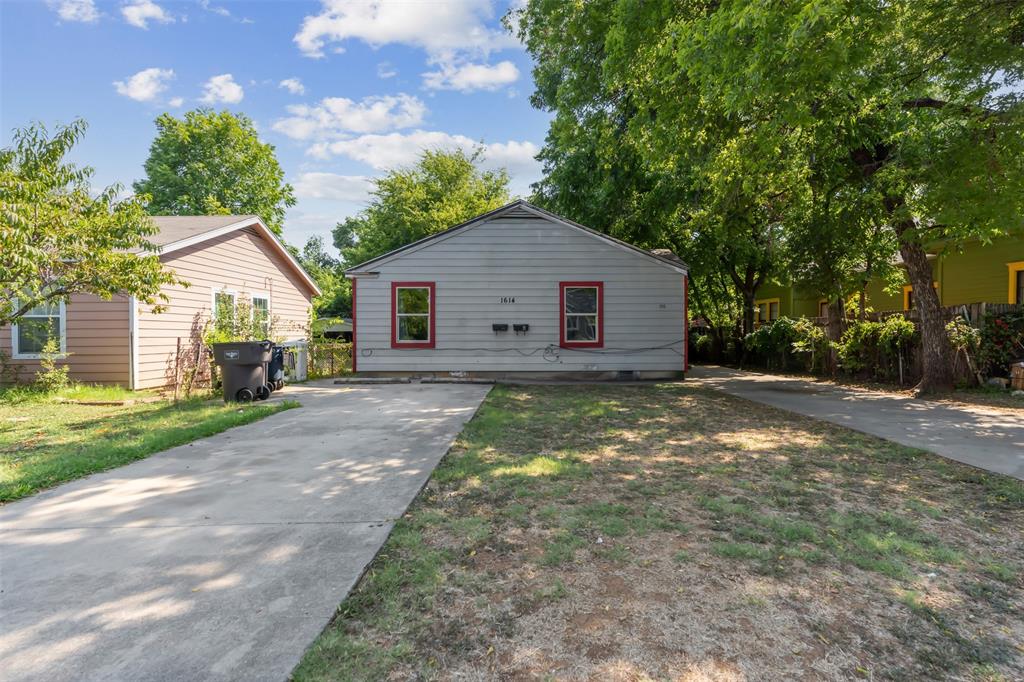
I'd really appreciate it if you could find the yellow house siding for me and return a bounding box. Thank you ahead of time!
[135,227,313,389]
[937,234,1024,305]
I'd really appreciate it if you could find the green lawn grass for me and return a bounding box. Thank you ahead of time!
[294,383,1024,681]
[0,386,296,502]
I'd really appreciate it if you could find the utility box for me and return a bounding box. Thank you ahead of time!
[279,339,308,382]
[1011,361,1024,390]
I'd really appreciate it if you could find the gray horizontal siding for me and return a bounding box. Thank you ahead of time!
[355,215,686,373]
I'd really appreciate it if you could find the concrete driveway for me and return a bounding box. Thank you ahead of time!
[690,365,1024,480]
[0,381,491,682]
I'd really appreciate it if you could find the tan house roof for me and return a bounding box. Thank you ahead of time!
[147,215,260,246]
[138,215,321,296]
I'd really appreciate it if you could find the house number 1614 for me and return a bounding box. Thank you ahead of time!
[499,296,516,304]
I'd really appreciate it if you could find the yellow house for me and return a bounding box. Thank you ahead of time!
[754,232,1024,322]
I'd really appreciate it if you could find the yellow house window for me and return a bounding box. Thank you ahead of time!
[1008,261,1024,304]
[818,299,829,317]
[903,283,939,310]
[754,298,780,325]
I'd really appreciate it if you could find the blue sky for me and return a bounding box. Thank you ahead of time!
[0,0,550,251]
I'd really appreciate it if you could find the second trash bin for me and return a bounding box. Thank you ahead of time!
[212,341,273,402]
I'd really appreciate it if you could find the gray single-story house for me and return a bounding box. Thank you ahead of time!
[344,200,690,379]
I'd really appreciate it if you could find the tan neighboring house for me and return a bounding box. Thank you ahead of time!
[1,215,320,390]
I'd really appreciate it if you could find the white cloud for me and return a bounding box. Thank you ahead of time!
[48,0,99,22]
[168,96,184,107]
[121,0,174,29]
[306,129,540,178]
[200,73,244,104]
[377,62,397,79]
[422,60,519,92]
[273,93,426,139]
[198,0,230,17]
[279,78,306,95]
[293,173,373,202]
[294,0,516,60]
[113,67,175,102]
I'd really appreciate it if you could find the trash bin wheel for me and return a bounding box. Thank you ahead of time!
[255,384,271,401]
[236,387,255,403]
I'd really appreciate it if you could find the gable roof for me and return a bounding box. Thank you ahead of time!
[141,215,321,296]
[343,199,688,277]
[148,215,256,246]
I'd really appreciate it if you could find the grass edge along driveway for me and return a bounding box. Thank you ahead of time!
[294,382,1023,682]
[1,392,297,503]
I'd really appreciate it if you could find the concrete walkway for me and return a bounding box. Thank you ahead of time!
[0,381,491,682]
[689,366,1023,480]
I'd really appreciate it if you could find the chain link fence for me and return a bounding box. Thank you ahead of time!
[307,341,352,379]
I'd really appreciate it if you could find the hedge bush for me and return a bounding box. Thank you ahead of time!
[977,310,1024,377]
[835,316,917,383]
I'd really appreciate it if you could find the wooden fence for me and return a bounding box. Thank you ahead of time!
[307,341,352,379]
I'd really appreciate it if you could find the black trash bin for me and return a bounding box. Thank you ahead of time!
[266,345,285,391]
[212,341,273,402]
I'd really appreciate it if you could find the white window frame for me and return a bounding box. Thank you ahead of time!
[211,288,238,320]
[11,298,67,359]
[250,291,271,337]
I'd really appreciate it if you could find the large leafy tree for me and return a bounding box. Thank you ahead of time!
[1,119,178,327]
[623,0,1024,392]
[133,109,295,235]
[334,148,510,267]
[514,0,787,337]
[517,0,1024,393]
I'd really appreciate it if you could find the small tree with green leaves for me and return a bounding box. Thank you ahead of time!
[1,119,179,327]
[334,148,510,267]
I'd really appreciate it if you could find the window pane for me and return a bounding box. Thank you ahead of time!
[18,317,59,354]
[769,302,779,320]
[757,303,767,322]
[566,314,597,341]
[398,288,430,314]
[398,315,429,341]
[24,301,61,316]
[565,287,597,314]
[1017,271,1024,304]
[215,292,235,318]
[253,297,269,335]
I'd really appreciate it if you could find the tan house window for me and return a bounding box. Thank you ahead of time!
[252,294,270,337]
[1009,261,1024,304]
[213,290,237,320]
[11,300,66,358]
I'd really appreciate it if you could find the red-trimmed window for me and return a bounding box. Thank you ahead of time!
[560,281,603,348]
[391,282,435,349]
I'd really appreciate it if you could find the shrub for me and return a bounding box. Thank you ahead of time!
[977,310,1024,377]
[789,318,830,374]
[836,316,917,383]
[203,296,281,345]
[34,337,70,392]
[744,317,802,370]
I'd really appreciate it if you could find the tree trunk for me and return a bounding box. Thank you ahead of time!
[896,224,954,394]
[826,298,844,375]
[741,289,756,336]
